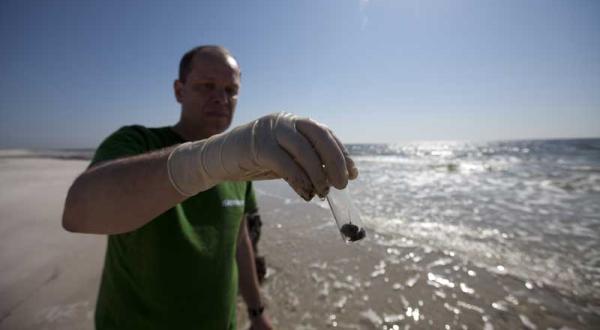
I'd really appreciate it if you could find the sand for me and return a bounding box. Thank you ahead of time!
[1,155,598,329]
[0,157,104,330]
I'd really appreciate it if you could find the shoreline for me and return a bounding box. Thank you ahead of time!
[1,156,598,329]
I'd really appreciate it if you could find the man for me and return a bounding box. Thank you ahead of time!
[62,45,358,329]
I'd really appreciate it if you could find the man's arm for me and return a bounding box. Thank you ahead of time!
[63,113,359,236]
[62,146,186,235]
[237,216,272,329]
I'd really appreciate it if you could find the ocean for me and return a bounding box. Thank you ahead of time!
[340,138,600,328]
[347,139,600,300]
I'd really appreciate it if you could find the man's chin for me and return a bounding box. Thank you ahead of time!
[207,118,231,135]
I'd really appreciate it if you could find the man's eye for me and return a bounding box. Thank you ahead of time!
[226,87,238,95]
[193,83,215,91]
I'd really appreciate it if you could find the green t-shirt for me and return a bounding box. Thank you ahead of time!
[91,125,257,330]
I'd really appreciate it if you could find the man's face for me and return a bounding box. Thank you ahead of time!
[174,54,241,137]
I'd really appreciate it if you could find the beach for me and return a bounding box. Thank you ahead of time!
[1,143,599,329]
[0,156,103,329]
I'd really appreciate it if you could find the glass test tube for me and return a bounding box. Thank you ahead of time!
[326,186,366,243]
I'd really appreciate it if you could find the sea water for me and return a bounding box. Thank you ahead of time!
[346,139,600,301]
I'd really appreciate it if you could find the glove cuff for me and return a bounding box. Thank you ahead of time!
[167,141,217,196]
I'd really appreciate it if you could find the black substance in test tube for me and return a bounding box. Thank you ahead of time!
[327,187,367,243]
[339,223,366,242]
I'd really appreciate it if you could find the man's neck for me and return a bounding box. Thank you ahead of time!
[171,122,210,142]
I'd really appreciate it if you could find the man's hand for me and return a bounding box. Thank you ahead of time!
[167,112,358,200]
[250,313,273,330]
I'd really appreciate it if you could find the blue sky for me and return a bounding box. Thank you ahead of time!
[1,0,599,148]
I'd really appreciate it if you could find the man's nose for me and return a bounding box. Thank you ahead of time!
[212,88,229,105]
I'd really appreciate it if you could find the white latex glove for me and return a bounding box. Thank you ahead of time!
[167,112,358,200]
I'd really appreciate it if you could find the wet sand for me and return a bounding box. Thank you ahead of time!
[241,181,600,329]
[1,155,598,329]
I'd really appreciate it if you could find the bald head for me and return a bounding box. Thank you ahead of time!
[178,45,239,82]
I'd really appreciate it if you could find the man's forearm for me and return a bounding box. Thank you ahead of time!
[62,146,186,235]
[237,219,263,311]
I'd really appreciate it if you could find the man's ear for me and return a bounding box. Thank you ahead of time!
[173,79,184,103]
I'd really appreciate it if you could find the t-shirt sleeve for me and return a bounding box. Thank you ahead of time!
[89,125,148,168]
[244,181,258,214]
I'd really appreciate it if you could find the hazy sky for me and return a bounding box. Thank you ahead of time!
[1,0,599,148]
